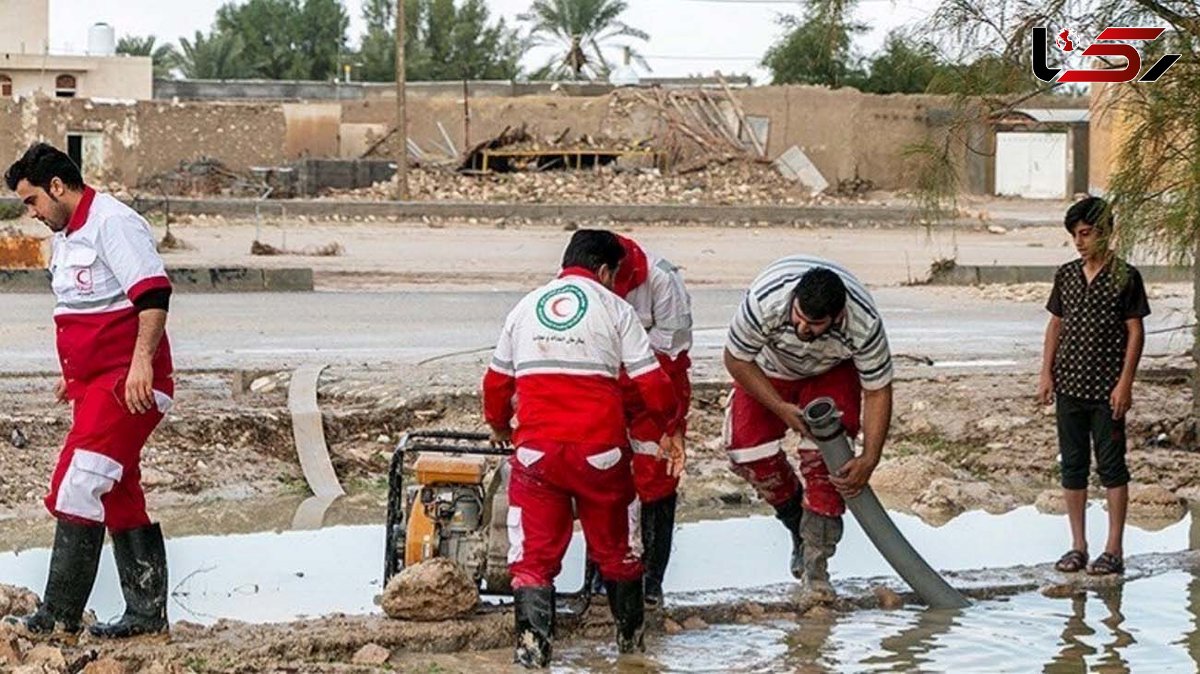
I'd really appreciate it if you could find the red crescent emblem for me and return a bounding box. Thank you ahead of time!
[551,297,572,317]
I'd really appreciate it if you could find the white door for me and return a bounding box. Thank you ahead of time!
[994,132,1069,199]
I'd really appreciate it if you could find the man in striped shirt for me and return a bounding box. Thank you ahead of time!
[724,256,894,598]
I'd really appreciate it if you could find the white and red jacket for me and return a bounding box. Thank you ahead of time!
[483,268,678,448]
[50,187,173,398]
[612,236,693,434]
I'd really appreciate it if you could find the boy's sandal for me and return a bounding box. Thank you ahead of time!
[1087,552,1125,576]
[1054,549,1088,572]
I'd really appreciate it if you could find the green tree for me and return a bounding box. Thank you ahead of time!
[116,35,179,79]
[762,1,867,88]
[176,30,254,80]
[519,0,648,80]
[214,0,348,80]
[922,1,1200,426]
[859,32,942,94]
[356,0,523,82]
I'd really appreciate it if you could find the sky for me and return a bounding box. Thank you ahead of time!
[46,0,938,84]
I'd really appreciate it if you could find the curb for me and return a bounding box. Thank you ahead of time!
[0,267,314,293]
[928,265,1193,285]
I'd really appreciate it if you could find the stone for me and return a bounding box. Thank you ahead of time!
[986,225,1008,235]
[873,586,905,610]
[24,644,66,669]
[1040,583,1080,599]
[83,658,129,674]
[351,643,391,666]
[906,415,933,434]
[249,376,277,394]
[663,618,684,635]
[912,478,1018,525]
[141,467,176,488]
[976,416,1033,433]
[0,584,38,617]
[871,456,958,495]
[0,631,22,665]
[381,558,478,621]
[682,616,708,630]
[1034,489,1067,515]
[1129,484,1186,521]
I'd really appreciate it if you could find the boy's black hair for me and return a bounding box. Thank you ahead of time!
[1064,196,1113,235]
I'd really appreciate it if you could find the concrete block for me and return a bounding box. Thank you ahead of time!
[774,145,829,195]
[166,268,215,291]
[210,267,266,292]
[263,268,314,292]
[0,268,50,292]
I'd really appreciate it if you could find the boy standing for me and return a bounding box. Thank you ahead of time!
[1040,197,1150,576]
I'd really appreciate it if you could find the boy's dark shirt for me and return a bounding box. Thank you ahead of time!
[1047,258,1151,401]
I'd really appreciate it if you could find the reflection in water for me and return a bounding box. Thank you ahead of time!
[819,572,1200,674]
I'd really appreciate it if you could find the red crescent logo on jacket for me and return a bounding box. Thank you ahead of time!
[74,268,94,294]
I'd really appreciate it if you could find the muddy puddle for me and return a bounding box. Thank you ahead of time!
[0,501,1193,627]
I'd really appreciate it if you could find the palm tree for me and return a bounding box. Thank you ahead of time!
[176,30,254,80]
[116,35,179,79]
[519,0,649,80]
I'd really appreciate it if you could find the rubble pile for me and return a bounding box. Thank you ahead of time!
[143,157,264,198]
[330,162,863,206]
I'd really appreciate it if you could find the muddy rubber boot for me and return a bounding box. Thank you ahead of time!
[772,489,805,579]
[89,523,169,638]
[4,519,104,634]
[604,579,646,655]
[513,586,555,669]
[641,494,677,608]
[801,511,843,602]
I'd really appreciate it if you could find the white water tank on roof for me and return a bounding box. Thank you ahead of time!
[87,23,116,56]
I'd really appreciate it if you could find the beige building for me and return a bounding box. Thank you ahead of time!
[0,0,152,101]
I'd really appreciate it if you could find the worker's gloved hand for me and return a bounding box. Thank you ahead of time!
[490,427,512,448]
[830,455,876,499]
[658,432,686,478]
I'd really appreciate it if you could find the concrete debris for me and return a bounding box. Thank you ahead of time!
[23,644,66,670]
[912,478,1019,525]
[332,163,852,207]
[774,145,829,195]
[1128,484,1186,522]
[0,584,38,617]
[81,657,129,674]
[381,558,479,621]
[872,586,905,610]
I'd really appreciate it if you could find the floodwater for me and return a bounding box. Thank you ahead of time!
[0,501,1193,629]
[544,570,1200,673]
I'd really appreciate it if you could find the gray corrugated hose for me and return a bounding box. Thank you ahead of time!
[802,397,970,609]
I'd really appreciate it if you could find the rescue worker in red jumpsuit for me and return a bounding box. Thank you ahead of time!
[724,256,894,599]
[483,229,679,668]
[588,235,692,607]
[2,143,174,638]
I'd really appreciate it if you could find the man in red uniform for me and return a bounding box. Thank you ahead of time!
[607,235,691,607]
[483,229,678,668]
[2,143,174,638]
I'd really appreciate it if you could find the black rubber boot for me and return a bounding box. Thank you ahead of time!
[773,489,806,580]
[641,494,677,608]
[585,559,606,597]
[89,523,169,638]
[513,586,555,669]
[604,579,645,655]
[3,519,104,634]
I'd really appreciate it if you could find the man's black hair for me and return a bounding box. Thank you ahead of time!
[4,142,84,192]
[1064,196,1113,235]
[792,267,847,321]
[561,229,626,273]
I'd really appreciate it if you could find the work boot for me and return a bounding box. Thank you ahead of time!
[801,510,844,602]
[641,494,677,608]
[4,519,104,634]
[89,523,169,638]
[585,559,606,598]
[772,489,805,579]
[513,586,555,669]
[604,579,645,655]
